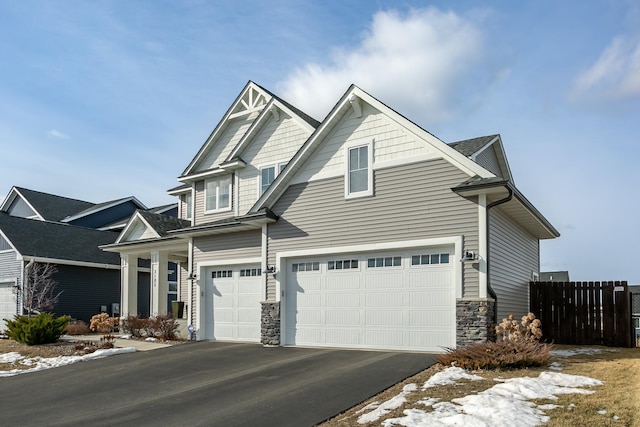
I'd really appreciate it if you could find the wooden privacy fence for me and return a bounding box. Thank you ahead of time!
[529,281,633,348]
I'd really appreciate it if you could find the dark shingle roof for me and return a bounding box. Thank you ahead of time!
[137,210,190,237]
[0,212,120,265]
[14,187,95,221]
[448,135,499,157]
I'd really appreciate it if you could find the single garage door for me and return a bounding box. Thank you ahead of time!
[284,248,455,352]
[0,282,17,332]
[204,265,262,342]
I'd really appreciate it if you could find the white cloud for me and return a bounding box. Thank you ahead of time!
[47,129,69,140]
[277,7,486,122]
[570,35,640,102]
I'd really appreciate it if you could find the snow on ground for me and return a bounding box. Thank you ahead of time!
[0,347,136,377]
[357,367,603,427]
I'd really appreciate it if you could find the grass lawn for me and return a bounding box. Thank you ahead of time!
[320,345,640,426]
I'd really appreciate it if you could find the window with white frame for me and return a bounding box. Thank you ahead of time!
[182,193,192,220]
[260,162,288,194]
[411,253,451,266]
[205,176,231,213]
[346,142,372,198]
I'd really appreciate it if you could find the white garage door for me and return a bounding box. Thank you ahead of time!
[204,265,262,342]
[0,282,17,332]
[284,248,456,352]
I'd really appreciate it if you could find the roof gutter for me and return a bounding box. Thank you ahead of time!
[485,186,514,325]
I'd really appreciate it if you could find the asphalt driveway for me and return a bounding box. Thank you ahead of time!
[0,341,436,426]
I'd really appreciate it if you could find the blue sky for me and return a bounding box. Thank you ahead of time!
[1,1,638,283]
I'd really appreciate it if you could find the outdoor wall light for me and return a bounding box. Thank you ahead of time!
[265,265,276,274]
[461,251,478,261]
[187,273,198,281]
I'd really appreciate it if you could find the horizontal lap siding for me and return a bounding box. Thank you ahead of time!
[193,230,261,265]
[489,207,539,320]
[267,159,479,301]
[475,147,502,177]
[0,251,21,283]
[238,116,312,214]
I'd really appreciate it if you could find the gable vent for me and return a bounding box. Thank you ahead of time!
[0,234,11,251]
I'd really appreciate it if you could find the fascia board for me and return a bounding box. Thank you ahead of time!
[510,186,560,238]
[178,167,227,183]
[7,188,44,221]
[167,186,191,196]
[23,255,120,270]
[62,196,147,223]
[100,237,187,255]
[182,82,271,177]
[0,229,20,253]
[352,88,494,179]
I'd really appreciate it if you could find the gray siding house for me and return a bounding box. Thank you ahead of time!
[0,187,176,328]
[104,81,559,352]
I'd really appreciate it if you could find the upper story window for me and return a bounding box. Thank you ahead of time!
[205,176,231,213]
[182,193,192,220]
[260,162,288,194]
[345,141,373,199]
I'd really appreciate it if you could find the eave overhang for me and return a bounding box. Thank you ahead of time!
[452,178,560,240]
[100,235,188,258]
[167,209,278,238]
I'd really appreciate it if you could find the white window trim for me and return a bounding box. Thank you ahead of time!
[258,161,288,196]
[344,139,373,199]
[204,176,232,214]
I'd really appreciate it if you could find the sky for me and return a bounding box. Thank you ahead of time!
[1,1,638,283]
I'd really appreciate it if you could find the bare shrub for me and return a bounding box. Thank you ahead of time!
[495,312,542,342]
[120,315,147,338]
[436,340,552,370]
[149,314,179,341]
[99,334,116,348]
[65,320,90,335]
[89,313,118,333]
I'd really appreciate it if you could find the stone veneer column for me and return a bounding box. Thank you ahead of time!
[456,299,496,347]
[261,302,280,347]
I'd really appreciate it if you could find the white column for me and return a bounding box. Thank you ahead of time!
[478,194,488,299]
[150,251,169,316]
[121,254,138,317]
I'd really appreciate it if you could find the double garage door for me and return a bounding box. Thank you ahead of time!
[284,248,456,352]
[204,265,262,342]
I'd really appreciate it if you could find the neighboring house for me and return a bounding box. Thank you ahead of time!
[539,271,570,282]
[0,186,176,329]
[103,81,559,352]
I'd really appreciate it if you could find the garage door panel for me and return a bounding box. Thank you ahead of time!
[325,293,359,307]
[364,272,403,289]
[296,310,322,324]
[365,310,404,326]
[409,270,452,288]
[409,290,453,306]
[326,329,361,345]
[325,310,359,326]
[364,330,404,347]
[295,276,322,291]
[366,292,403,307]
[326,275,360,290]
[410,310,454,327]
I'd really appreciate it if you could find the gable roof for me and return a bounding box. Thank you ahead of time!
[60,196,146,224]
[221,95,319,166]
[1,187,95,222]
[0,212,120,266]
[251,84,494,213]
[180,81,273,178]
[449,134,514,182]
[115,210,190,245]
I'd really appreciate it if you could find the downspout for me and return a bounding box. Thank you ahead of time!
[485,185,513,325]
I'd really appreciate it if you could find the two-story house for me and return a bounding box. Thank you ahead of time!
[103,81,559,352]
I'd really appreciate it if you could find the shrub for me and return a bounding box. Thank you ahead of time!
[120,315,147,338]
[65,320,90,335]
[148,314,179,341]
[120,314,180,341]
[6,313,70,345]
[89,313,119,333]
[495,312,542,342]
[436,340,552,370]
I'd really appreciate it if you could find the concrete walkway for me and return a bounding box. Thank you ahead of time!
[61,334,173,351]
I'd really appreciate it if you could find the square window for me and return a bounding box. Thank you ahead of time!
[421,255,429,265]
[336,260,343,270]
[431,254,440,264]
[411,255,420,266]
[368,258,375,268]
[312,262,320,271]
[441,253,450,264]
[352,259,358,268]
[393,256,401,266]
[328,261,335,270]
[376,258,383,267]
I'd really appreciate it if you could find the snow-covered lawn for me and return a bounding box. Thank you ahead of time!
[0,347,136,377]
[353,348,616,427]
